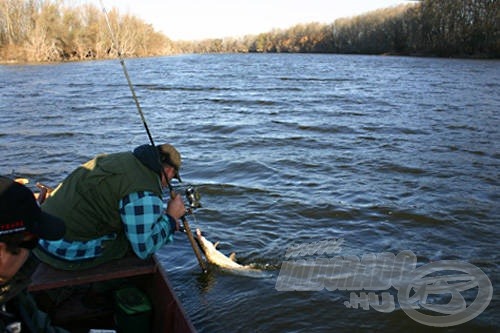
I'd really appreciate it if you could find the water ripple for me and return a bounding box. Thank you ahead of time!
[1,54,498,332]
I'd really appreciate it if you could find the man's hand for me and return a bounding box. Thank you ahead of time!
[166,193,186,226]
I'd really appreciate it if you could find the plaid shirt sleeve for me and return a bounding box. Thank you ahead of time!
[119,191,177,259]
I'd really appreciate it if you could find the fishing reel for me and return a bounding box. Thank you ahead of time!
[164,184,201,214]
[184,185,202,214]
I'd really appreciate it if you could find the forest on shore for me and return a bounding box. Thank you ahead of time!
[1,0,498,63]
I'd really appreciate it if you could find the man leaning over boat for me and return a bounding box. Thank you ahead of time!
[33,144,186,270]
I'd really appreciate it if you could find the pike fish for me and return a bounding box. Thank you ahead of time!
[195,228,264,276]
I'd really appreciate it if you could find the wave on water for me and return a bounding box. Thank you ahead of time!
[2,54,499,332]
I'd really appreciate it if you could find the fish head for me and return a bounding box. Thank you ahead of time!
[195,228,215,254]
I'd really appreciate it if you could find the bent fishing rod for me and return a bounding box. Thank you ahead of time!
[99,1,207,273]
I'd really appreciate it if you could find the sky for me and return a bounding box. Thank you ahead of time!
[90,0,415,41]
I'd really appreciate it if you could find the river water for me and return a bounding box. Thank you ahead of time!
[1,54,499,332]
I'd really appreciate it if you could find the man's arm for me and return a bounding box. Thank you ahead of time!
[119,191,177,259]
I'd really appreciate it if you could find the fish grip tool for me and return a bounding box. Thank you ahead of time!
[99,0,207,273]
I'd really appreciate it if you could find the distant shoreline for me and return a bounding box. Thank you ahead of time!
[2,51,498,66]
[2,2,497,63]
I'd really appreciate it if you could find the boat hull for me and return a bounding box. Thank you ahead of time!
[29,254,196,333]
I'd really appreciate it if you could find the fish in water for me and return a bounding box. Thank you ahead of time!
[195,228,264,275]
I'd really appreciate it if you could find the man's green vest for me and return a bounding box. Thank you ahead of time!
[35,152,163,270]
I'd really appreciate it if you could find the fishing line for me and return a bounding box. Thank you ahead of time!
[99,0,207,273]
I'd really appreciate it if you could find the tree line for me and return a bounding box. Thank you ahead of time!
[0,0,176,62]
[185,0,498,58]
[1,0,498,63]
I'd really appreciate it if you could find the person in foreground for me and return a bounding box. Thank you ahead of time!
[34,144,186,270]
[0,176,67,332]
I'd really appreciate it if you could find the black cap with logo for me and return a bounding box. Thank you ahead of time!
[0,176,65,240]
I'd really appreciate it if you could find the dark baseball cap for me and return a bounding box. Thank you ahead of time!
[0,176,65,240]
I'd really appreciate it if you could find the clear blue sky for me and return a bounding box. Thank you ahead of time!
[91,0,415,40]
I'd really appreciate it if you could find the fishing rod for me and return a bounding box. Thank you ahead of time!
[99,1,207,273]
